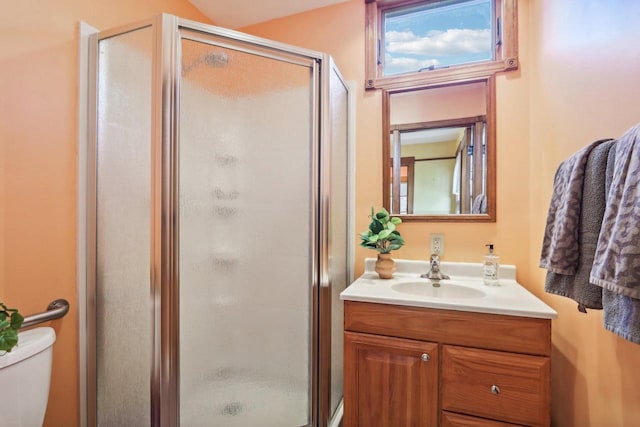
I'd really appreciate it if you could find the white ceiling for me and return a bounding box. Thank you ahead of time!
[189,0,349,29]
[401,128,466,145]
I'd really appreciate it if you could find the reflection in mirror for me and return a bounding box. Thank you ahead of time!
[383,77,495,222]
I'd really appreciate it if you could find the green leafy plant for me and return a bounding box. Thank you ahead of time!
[359,207,405,254]
[0,302,24,353]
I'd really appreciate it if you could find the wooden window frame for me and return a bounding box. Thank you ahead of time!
[365,0,518,90]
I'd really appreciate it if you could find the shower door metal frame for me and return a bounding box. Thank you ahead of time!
[86,13,345,427]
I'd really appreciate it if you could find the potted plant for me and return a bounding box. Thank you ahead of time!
[359,207,405,279]
[0,302,23,353]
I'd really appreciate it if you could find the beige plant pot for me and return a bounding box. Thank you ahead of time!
[375,253,395,279]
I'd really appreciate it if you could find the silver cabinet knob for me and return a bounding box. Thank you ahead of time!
[491,385,500,395]
[421,353,430,362]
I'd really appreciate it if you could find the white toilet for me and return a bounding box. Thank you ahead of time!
[0,327,56,427]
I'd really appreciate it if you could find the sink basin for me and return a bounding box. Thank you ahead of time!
[340,259,558,319]
[391,281,486,299]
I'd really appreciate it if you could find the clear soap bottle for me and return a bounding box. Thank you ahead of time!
[483,244,499,286]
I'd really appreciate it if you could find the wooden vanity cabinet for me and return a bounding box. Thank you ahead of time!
[344,301,552,427]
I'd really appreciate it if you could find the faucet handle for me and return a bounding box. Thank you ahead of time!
[430,253,440,266]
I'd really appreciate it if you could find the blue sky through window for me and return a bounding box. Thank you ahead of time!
[383,0,493,76]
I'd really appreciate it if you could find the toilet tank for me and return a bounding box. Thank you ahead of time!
[0,327,56,427]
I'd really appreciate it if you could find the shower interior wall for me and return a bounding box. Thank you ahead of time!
[89,14,350,427]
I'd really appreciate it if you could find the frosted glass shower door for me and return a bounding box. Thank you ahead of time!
[95,26,153,426]
[178,34,316,426]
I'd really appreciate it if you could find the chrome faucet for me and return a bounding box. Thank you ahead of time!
[420,254,450,287]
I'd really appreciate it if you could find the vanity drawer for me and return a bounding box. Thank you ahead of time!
[344,301,551,356]
[442,345,550,426]
[442,411,522,427]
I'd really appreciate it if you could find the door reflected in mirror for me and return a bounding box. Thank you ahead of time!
[383,77,495,222]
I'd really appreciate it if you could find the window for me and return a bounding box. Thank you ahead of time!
[384,0,493,75]
[365,0,518,89]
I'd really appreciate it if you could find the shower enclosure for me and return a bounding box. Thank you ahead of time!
[86,14,351,426]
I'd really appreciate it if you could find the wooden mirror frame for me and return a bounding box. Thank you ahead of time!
[382,75,496,222]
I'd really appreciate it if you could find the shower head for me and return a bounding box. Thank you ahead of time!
[202,52,228,66]
[182,51,228,75]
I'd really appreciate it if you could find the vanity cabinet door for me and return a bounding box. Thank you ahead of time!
[442,345,550,426]
[344,331,438,427]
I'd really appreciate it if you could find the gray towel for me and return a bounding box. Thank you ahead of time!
[545,140,617,310]
[603,289,640,344]
[471,193,486,214]
[591,123,640,345]
[590,124,640,298]
[540,139,611,275]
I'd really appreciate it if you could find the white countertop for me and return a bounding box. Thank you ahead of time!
[340,258,558,319]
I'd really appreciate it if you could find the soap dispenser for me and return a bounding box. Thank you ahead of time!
[483,244,499,286]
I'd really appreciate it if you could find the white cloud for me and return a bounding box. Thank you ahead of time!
[385,56,440,71]
[386,28,491,56]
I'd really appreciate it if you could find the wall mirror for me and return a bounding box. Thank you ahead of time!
[382,76,496,222]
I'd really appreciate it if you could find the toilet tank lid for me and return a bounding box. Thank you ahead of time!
[0,327,56,369]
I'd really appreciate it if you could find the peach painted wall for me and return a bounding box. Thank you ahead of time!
[0,2,211,426]
[391,81,487,124]
[528,1,640,426]
[244,1,640,426]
